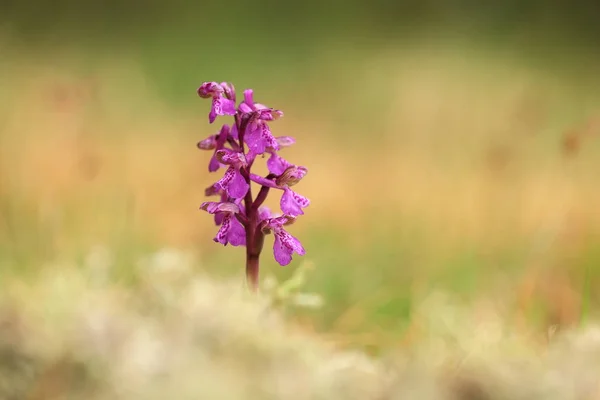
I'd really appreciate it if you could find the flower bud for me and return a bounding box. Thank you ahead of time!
[197,82,221,98]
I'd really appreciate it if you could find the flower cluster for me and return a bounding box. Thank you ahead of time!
[196,82,309,288]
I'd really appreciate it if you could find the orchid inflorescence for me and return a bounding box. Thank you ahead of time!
[197,82,309,290]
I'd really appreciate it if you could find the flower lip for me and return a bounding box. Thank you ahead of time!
[213,167,250,199]
[213,213,246,247]
[271,222,305,266]
[280,187,310,216]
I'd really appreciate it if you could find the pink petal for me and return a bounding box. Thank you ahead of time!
[210,96,236,123]
[244,122,265,154]
[238,103,253,113]
[227,169,249,199]
[214,214,232,245]
[283,230,305,255]
[280,188,309,216]
[228,217,246,246]
[216,125,231,145]
[214,167,235,191]
[208,154,221,172]
[272,229,305,266]
[230,124,239,140]
[243,89,255,109]
[273,234,292,266]
[261,123,280,151]
[245,121,278,155]
[292,191,310,208]
[267,153,290,175]
[209,108,217,124]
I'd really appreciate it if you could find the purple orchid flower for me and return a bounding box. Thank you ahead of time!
[259,213,306,266]
[210,148,249,199]
[238,89,282,155]
[197,81,309,291]
[277,166,309,216]
[197,124,232,172]
[249,164,310,217]
[204,186,231,226]
[197,82,236,124]
[200,202,245,246]
[280,187,310,217]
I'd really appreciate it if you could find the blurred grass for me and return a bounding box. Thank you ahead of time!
[1,27,600,357]
[3,262,600,399]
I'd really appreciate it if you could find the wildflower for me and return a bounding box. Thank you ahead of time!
[250,166,310,217]
[200,202,246,246]
[197,124,232,172]
[238,89,282,155]
[211,149,249,199]
[197,81,310,290]
[260,214,306,266]
[280,187,310,217]
[276,165,308,187]
[197,82,236,123]
[204,186,230,226]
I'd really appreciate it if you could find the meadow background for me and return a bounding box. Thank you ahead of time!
[1,1,600,397]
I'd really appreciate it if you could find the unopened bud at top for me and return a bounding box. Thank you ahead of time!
[197,82,223,98]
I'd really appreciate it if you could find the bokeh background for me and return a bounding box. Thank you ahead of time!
[1,0,600,354]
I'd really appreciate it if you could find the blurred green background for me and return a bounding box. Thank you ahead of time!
[1,0,600,352]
